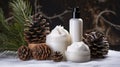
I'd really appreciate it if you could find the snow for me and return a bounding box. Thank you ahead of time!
[0,50,120,67]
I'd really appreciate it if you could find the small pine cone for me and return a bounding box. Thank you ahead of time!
[52,51,63,62]
[32,43,51,60]
[83,31,109,58]
[18,45,32,61]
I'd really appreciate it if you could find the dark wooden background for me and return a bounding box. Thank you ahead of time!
[0,0,120,51]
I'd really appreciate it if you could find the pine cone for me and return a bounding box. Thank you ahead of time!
[83,31,109,58]
[17,45,32,61]
[24,13,50,44]
[32,43,51,60]
[52,51,63,62]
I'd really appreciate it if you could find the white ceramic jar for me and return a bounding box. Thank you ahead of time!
[65,41,90,62]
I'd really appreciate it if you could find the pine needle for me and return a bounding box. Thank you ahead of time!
[0,0,32,51]
[10,0,32,25]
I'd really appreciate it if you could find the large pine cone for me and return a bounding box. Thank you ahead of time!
[32,43,51,60]
[18,45,32,61]
[24,13,50,44]
[51,51,63,62]
[83,31,109,58]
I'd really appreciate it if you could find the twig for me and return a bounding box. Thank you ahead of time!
[38,10,71,20]
[6,9,71,23]
[101,16,120,31]
[5,16,14,22]
[96,10,120,31]
[105,27,111,36]
[95,10,116,27]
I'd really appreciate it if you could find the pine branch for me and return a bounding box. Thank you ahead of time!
[0,0,32,51]
[0,8,21,51]
[10,0,32,25]
[0,9,10,31]
[9,0,33,45]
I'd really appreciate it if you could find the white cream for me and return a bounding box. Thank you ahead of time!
[46,26,71,58]
[65,41,90,62]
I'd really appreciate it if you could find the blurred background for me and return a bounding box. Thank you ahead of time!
[0,0,120,51]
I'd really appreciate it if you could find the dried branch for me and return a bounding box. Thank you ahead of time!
[5,16,13,22]
[38,10,71,20]
[0,51,17,58]
[101,16,120,31]
[96,10,116,27]
[96,10,120,31]
[105,27,111,36]
[6,9,71,23]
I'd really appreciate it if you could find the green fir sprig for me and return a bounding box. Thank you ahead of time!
[0,0,32,51]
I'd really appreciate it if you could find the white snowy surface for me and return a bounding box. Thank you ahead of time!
[0,50,120,67]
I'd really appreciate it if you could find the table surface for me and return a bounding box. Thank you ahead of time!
[0,50,120,67]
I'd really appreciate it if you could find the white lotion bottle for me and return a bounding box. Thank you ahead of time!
[69,7,83,43]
